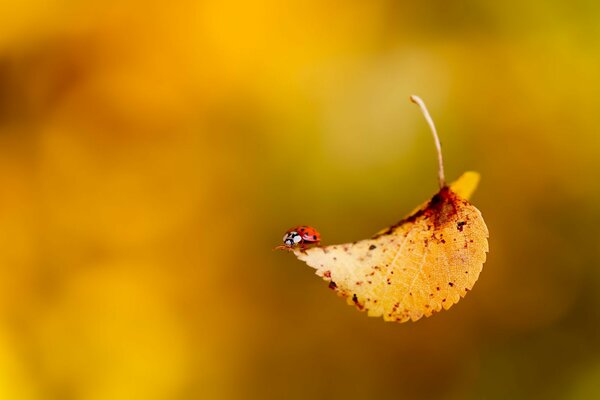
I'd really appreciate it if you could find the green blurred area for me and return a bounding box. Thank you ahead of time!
[0,1,598,399]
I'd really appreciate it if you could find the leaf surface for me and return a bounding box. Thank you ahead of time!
[294,171,489,322]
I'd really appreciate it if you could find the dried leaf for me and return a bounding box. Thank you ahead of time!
[293,171,489,322]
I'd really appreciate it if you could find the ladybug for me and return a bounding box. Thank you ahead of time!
[275,225,321,251]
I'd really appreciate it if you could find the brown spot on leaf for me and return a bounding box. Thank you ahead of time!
[371,188,461,238]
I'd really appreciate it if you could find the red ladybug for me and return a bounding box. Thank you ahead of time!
[274,225,321,251]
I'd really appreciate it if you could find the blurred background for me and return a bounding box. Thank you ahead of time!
[0,1,598,399]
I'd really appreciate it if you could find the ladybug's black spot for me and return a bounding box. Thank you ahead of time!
[369,244,377,250]
[313,235,317,240]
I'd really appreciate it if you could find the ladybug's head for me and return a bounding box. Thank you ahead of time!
[283,231,302,247]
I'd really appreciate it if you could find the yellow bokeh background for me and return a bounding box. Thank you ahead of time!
[0,1,598,399]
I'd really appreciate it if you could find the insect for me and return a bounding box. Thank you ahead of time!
[274,226,321,251]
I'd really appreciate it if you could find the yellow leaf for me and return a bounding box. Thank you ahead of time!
[293,172,489,323]
[448,170,480,200]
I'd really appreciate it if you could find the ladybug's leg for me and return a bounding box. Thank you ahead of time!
[291,242,304,254]
[273,245,293,251]
[305,241,320,249]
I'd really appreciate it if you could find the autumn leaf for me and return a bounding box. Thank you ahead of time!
[294,171,488,322]
[283,96,489,323]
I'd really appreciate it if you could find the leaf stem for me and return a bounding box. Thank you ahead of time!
[410,95,446,188]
